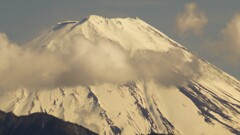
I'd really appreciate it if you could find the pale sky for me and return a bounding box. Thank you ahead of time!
[0,0,240,79]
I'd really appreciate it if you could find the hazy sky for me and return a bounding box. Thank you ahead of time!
[0,0,240,79]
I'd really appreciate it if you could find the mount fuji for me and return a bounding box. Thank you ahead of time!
[0,15,240,135]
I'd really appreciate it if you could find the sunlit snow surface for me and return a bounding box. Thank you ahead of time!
[0,15,240,135]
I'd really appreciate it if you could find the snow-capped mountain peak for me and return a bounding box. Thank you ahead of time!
[1,15,240,135]
[32,15,185,55]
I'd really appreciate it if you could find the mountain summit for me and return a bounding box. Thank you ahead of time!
[1,15,240,135]
[30,15,183,52]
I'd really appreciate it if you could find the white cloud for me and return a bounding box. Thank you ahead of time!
[0,33,68,90]
[176,2,208,36]
[0,33,201,91]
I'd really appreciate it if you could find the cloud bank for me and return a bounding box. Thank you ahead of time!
[0,33,201,91]
[176,2,208,36]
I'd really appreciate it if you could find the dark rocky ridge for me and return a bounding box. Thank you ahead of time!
[0,110,97,135]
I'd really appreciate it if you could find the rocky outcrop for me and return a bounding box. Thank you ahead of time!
[0,110,97,135]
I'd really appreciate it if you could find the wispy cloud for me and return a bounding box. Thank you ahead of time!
[198,13,240,80]
[221,13,240,56]
[175,2,208,36]
[206,13,240,65]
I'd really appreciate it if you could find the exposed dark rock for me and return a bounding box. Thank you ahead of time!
[0,110,97,135]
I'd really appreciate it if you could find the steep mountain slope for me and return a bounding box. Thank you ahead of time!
[0,15,240,135]
[0,110,97,135]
